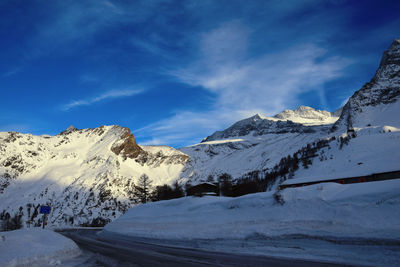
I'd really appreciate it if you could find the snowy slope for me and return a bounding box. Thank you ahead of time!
[180,132,325,182]
[104,180,400,240]
[180,106,337,182]
[180,107,341,183]
[0,229,80,266]
[284,127,400,184]
[0,126,188,227]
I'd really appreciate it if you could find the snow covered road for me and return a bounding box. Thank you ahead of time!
[59,229,348,267]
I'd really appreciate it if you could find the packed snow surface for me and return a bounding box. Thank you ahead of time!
[103,179,400,240]
[0,229,80,266]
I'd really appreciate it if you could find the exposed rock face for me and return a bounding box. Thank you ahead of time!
[110,127,144,159]
[333,39,400,130]
[59,125,78,135]
[376,39,400,79]
[135,149,189,166]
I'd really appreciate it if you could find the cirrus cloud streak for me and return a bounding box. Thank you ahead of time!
[62,89,143,111]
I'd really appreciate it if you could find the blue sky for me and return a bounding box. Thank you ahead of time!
[0,0,399,147]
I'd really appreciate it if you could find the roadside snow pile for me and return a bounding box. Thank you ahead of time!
[103,179,400,240]
[0,229,80,266]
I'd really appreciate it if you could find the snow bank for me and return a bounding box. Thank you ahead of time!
[0,229,80,266]
[103,179,400,240]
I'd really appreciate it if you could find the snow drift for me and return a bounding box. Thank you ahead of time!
[103,179,400,240]
[0,229,80,266]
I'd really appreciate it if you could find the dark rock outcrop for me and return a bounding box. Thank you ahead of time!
[111,127,144,159]
[59,125,79,135]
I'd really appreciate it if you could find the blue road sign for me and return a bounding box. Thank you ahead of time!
[40,206,51,214]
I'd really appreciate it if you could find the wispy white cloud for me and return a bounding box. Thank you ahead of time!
[33,1,168,48]
[35,1,123,46]
[172,21,350,113]
[138,20,351,147]
[136,109,233,146]
[62,89,143,111]
[1,66,22,78]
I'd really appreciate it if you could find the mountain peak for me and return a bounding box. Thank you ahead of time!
[250,113,263,120]
[391,39,400,47]
[332,39,400,131]
[274,106,335,123]
[375,38,400,78]
[295,105,313,111]
[59,125,78,135]
[66,125,77,131]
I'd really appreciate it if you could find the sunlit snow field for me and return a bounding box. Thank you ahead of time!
[102,179,400,266]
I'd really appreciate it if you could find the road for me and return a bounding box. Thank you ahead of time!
[58,229,348,267]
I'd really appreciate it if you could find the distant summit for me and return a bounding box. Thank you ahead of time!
[274,106,337,124]
[202,106,337,142]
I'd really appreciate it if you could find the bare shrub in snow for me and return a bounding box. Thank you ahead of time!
[273,190,285,205]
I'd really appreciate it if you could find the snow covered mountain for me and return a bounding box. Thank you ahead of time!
[180,109,331,182]
[0,125,188,226]
[180,39,400,185]
[1,39,399,228]
[333,39,400,131]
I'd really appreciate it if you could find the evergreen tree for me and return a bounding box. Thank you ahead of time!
[206,175,215,183]
[152,184,174,201]
[172,181,184,198]
[152,181,184,201]
[9,213,23,230]
[218,173,233,196]
[185,183,193,196]
[135,174,153,203]
[128,179,139,203]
